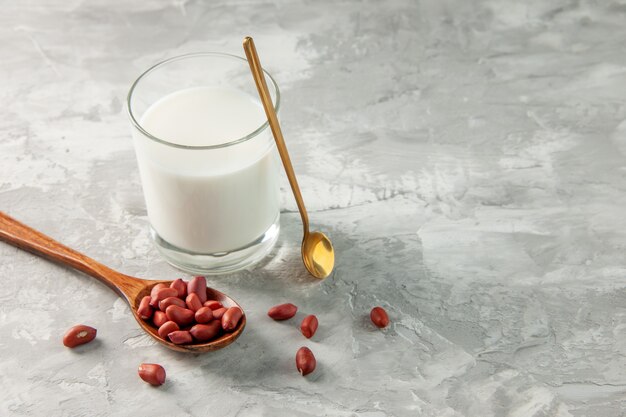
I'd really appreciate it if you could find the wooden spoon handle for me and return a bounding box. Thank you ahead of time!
[0,211,129,296]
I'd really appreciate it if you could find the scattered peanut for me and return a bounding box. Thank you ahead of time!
[63,325,97,348]
[267,303,298,320]
[370,307,389,328]
[300,315,318,339]
[296,347,316,376]
[138,363,166,386]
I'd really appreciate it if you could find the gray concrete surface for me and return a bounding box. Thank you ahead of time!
[1,0,626,415]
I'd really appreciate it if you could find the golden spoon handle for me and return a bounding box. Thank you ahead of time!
[243,36,310,237]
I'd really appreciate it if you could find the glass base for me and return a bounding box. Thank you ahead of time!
[150,215,280,275]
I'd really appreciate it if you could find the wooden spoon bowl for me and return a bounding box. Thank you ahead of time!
[130,281,246,353]
[0,211,245,353]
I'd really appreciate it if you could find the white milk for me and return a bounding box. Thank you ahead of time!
[133,86,280,253]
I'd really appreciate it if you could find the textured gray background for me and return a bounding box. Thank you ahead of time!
[1,0,626,416]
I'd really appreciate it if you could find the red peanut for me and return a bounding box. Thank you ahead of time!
[151,287,178,307]
[138,363,166,386]
[222,307,243,331]
[159,296,185,311]
[268,303,298,320]
[168,330,192,345]
[370,307,389,328]
[300,315,318,339]
[185,293,203,312]
[203,300,223,310]
[212,307,227,320]
[153,311,168,328]
[296,347,316,376]
[187,276,207,304]
[190,321,221,342]
[170,278,187,298]
[149,283,166,307]
[137,295,153,320]
[195,307,214,324]
[165,305,195,326]
[63,325,97,348]
[157,321,179,339]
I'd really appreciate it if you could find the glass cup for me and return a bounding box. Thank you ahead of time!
[127,53,281,274]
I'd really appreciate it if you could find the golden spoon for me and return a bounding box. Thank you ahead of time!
[0,211,245,353]
[243,36,335,279]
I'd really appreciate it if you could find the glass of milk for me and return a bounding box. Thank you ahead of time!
[127,53,281,274]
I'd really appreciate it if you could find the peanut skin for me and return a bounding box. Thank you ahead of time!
[149,283,166,307]
[153,311,168,328]
[370,307,389,328]
[137,295,153,320]
[63,325,97,348]
[169,278,187,298]
[157,321,179,339]
[268,303,298,320]
[300,315,318,339]
[190,321,221,342]
[151,287,178,307]
[203,300,223,310]
[158,296,186,312]
[212,307,227,320]
[195,307,214,324]
[168,330,192,345]
[138,363,166,386]
[222,307,243,331]
[296,347,316,376]
[185,293,203,312]
[187,276,207,304]
[165,305,195,326]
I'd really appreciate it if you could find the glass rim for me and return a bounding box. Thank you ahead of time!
[126,52,280,150]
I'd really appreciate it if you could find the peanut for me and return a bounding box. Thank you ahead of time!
[222,307,243,331]
[149,283,166,306]
[370,307,389,328]
[212,307,227,320]
[168,330,192,345]
[138,363,166,386]
[169,278,187,298]
[187,276,207,304]
[153,311,168,328]
[137,295,153,320]
[190,321,221,342]
[185,293,203,312]
[268,303,297,320]
[194,307,214,324]
[63,324,97,348]
[300,315,318,339]
[151,287,178,307]
[158,296,185,311]
[157,321,179,339]
[165,305,195,326]
[296,347,316,376]
[203,300,223,310]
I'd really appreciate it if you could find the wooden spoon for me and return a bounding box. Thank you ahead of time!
[0,211,245,353]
